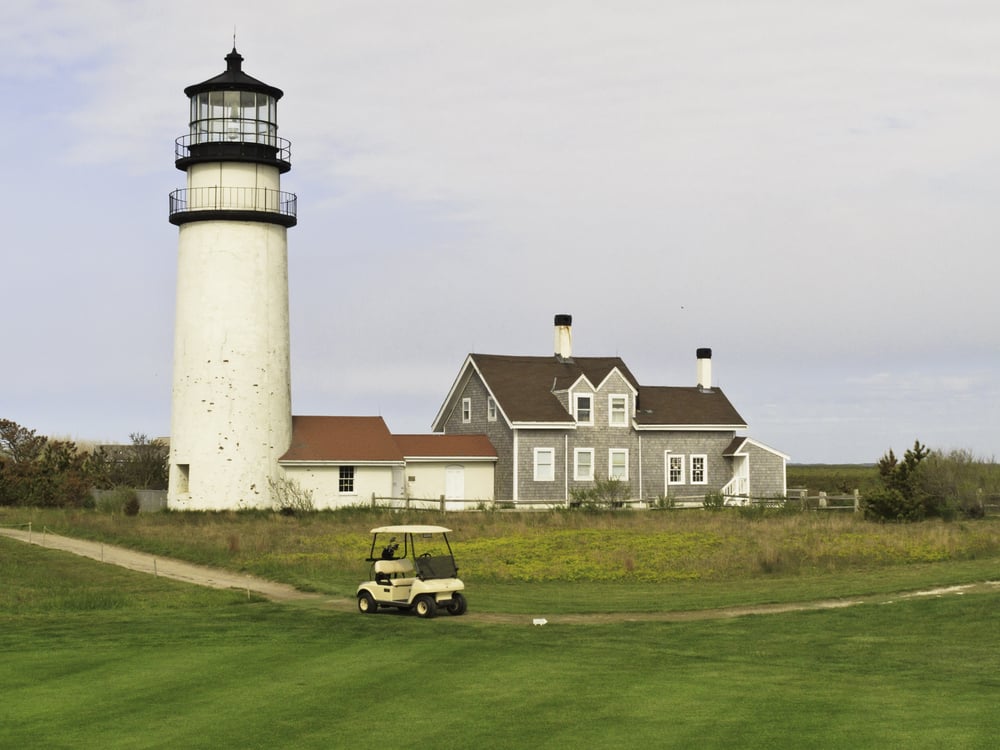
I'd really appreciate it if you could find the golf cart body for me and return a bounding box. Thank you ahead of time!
[356,525,467,617]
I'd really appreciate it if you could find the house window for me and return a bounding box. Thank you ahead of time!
[609,394,628,426]
[574,448,594,481]
[691,455,707,485]
[339,466,355,493]
[609,449,629,481]
[575,394,593,425]
[667,454,685,485]
[534,448,555,481]
[487,397,497,422]
[462,398,471,424]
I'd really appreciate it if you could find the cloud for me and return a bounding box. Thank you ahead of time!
[2,1,998,463]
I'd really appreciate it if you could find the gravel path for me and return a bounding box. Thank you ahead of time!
[3,525,997,624]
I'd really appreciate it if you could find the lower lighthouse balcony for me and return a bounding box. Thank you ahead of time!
[169,186,297,227]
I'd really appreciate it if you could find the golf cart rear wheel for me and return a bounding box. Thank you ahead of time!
[414,594,437,618]
[357,591,378,614]
[446,592,467,616]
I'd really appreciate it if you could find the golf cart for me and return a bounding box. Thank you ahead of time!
[356,525,467,618]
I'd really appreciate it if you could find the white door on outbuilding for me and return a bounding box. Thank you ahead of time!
[445,465,465,501]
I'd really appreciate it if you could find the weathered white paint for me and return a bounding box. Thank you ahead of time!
[406,461,495,509]
[168,162,292,510]
[282,464,399,510]
[696,350,712,389]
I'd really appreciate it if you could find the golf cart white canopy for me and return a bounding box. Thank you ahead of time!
[369,525,452,534]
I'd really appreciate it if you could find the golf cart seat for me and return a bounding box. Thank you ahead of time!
[374,558,415,586]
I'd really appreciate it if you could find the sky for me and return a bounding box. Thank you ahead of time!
[2,0,998,463]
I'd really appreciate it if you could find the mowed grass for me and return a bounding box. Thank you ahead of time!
[2,536,998,749]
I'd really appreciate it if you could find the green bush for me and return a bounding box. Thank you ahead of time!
[702,492,726,511]
[97,487,138,514]
[570,478,630,510]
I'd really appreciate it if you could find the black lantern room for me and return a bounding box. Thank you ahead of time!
[174,48,291,173]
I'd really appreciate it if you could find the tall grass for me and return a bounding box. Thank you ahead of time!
[4,507,998,599]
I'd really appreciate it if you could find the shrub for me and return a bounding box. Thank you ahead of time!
[702,492,726,511]
[96,487,139,514]
[123,495,141,516]
[569,478,630,510]
[917,449,999,520]
[268,476,315,515]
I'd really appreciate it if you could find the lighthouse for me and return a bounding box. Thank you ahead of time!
[167,49,296,510]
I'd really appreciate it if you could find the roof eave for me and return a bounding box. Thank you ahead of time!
[634,423,747,431]
[279,459,405,467]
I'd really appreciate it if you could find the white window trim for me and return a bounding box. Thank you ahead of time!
[487,397,497,422]
[690,454,707,485]
[608,394,628,427]
[338,465,356,494]
[461,397,472,424]
[667,452,685,485]
[574,393,594,425]
[608,448,629,481]
[574,448,594,481]
[533,447,555,482]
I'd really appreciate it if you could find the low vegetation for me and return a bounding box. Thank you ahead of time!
[0,419,167,508]
[4,506,999,606]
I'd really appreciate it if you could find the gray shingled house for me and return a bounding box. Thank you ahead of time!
[432,315,788,505]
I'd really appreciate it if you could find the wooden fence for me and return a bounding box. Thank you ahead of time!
[371,490,1000,515]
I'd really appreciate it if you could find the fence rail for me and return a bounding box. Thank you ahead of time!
[368,489,1000,516]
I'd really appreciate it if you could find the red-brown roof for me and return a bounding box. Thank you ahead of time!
[280,416,402,463]
[280,416,498,463]
[394,434,497,459]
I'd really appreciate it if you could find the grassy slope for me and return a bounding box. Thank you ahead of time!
[2,538,998,749]
[3,507,998,612]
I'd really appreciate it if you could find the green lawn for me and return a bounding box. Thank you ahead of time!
[2,537,998,749]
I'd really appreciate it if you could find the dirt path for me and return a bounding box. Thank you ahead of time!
[3,526,997,624]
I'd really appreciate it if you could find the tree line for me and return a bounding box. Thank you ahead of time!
[0,419,167,508]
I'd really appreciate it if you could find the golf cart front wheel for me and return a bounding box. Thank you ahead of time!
[358,591,378,614]
[414,594,437,618]
[446,592,467,616]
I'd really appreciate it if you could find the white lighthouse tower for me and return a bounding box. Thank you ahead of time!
[167,48,296,510]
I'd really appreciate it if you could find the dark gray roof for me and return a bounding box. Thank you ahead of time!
[184,48,283,99]
[635,387,747,428]
[471,354,640,423]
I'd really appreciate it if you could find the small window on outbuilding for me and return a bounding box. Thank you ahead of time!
[339,466,355,493]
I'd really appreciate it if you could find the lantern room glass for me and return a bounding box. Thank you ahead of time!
[189,91,277,146]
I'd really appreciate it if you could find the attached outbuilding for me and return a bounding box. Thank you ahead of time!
[279,415,496,510]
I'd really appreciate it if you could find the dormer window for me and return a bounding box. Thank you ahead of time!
[609,394,628,426]
[575,394,593,425]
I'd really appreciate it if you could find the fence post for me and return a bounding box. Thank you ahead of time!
[440,494,446,512]
[853,489,860,513]
[798,489,806,511]
[819,491,827,508]
[371,492,376,509]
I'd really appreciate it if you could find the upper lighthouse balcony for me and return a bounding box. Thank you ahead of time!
[175,132,292,173]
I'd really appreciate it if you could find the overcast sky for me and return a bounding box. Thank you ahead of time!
[2,1,998,463]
